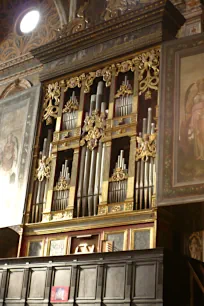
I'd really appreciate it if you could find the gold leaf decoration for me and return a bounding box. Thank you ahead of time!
[63,98,79,114]
[116,59,135,74]
[110,167,128,182]
[43,82,61,125]
[115,83,133,98]
[136,49,160,100]
[54,176,70,191]
[55,48,160,100]
[64,74,85,92]
[80,110,106,150]
[35,156,51,182]
[136,133,156,162]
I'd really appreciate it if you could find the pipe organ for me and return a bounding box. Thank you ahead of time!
[26,48,160,255]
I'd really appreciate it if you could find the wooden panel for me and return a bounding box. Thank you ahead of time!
[133,229,150,250]
[28,269,46,299]
[6,270,24,298]
[104,265,125,299]
[53,267,71,287]
[77,266,97,299]
[134,263,156,299]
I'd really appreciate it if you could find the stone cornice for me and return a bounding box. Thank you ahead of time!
[31,0,185,65]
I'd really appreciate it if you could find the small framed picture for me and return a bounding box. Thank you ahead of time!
[27,240,44,257]
[50,286,69,302]
[131,227,153,250]
[47,237,67,256]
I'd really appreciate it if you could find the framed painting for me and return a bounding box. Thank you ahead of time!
[27,240,44,257]
[104,230,127,252]
[130,227,153,250]
[47,237,68,256]
[157,33,204,205]
[0,85,41,227]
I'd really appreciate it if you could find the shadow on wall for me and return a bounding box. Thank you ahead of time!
[0,228,19,258]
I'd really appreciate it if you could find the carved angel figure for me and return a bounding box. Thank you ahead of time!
[36,156,51,182]
[136,133,156,162]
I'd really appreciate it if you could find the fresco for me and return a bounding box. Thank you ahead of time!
[175,52,204,185]
[0,86,40,227]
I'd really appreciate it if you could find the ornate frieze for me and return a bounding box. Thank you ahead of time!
[43,48,160,106]
[64,74,85,91]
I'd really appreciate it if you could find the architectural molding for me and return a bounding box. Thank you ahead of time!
[0,79,32,99]
[31,0,185,65]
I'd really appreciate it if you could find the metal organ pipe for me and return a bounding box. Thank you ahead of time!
[109,150,128,203]
[31,128,53,222]
[88,82,104,216]
[135,108,156,210]
[52,160,71,211]
[115,76,133,117]
[77,81,107,217]
[62,91,78,130]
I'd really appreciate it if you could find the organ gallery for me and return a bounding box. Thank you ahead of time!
[0,0,203,305]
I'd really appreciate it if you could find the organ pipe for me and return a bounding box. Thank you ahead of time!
[52,160,71,211]
[115,76,133,117]
[77,81,106,217]
[135,108,156,210]
[108,150,128,203]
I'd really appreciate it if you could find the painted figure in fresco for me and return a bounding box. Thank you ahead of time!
[185,78,204,160]
[0,133,18,184]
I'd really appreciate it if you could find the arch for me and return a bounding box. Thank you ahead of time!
[0,227,19,258]
[0,78,32,99]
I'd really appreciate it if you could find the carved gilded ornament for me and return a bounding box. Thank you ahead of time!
[43,82,61,125]
[64,74,85,91]
[45,49,160,112]
[116,59,137,74]
[137,49,160,100]
[111,205,121,213]
[63,98,79,113]
[35,156,51,182]
[136,133,156,162]
[115,83,133,98]
[124,202,133,211]
[54,176,70,191]
[80,110,106,150]
[98,206,107,215]
[110,167,128,182]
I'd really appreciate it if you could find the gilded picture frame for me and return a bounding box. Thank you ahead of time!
[0,85,41,227]
[157,33,204,206]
